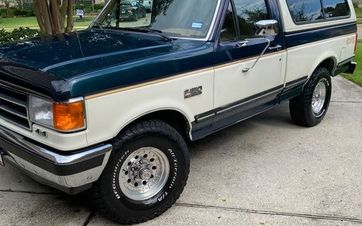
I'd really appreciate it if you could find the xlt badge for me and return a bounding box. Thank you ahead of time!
[184,86,203,99]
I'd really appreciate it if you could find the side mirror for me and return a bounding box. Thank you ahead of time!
[241,20,280,73]
[255,19,279,37]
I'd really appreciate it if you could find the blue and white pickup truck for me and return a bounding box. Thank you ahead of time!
[0,0,357,224]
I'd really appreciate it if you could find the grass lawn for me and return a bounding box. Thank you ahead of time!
[356,8,362,24]
[0,16,95,31]
[343,41,362,86]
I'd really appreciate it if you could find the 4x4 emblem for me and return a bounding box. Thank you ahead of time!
[184,86,202,99]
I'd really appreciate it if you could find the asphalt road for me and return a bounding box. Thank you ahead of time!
[0,76,361,226]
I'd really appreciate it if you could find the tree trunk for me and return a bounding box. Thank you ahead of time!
[34,0,73,35]
[65,1,73,33]
[5,0,10,17]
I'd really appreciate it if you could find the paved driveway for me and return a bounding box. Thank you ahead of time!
[0,76,361,226]
[358,25,362,40]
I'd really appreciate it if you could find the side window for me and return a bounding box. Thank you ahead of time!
[220,3,237,42]
[322,0,350,18]
[233,0,269,38]
[286,0,324,23]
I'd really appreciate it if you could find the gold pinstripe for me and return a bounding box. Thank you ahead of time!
[85,50,286,100]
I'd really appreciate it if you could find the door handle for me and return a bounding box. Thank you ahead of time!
[236,40,249,48]
[269,45,282,51]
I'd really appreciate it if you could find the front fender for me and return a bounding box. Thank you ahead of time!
[84,68,214,147]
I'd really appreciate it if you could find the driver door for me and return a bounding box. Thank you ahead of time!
[214,0,286,113]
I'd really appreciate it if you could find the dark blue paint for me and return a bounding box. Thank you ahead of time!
[285,22,357,48]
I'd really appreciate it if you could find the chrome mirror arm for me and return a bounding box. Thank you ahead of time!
[242,38,271,73]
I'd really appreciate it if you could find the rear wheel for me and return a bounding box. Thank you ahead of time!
[91,120,189,225]
[289,67,332,127]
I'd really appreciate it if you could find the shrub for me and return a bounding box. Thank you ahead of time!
[14,8,35,17]
[352,0,359,8]
[0,8,34,18]
[94,4,105,11]
[0,27,39,44]
[0,8,15,18]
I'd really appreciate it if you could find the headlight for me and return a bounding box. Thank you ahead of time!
[29,95,54,128]
[29,95,86,132]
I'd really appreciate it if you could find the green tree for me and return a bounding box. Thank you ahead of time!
[151,0,173,22]
[1,0,13,17]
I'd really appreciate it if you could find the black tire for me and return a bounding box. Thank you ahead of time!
[90,120,190,225]
[289,67,332,127]
[133,14,138,21]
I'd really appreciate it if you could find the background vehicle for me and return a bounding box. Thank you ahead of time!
[142,0,153,12]
[120,0,146,21]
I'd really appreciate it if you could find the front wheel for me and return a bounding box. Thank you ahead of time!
[91,120,190,224]
[289,67,332,127]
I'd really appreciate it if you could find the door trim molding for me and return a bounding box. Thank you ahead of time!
[191,76,309,141]
[191,85,283,140]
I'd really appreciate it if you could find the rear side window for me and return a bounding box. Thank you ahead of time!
[322,0,350,18]
[286,0,324,23]
[286,0,351,24]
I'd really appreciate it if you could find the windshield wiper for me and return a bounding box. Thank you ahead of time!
[118,27,172,41]
[91,22,105,31]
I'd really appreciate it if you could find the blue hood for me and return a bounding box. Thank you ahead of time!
[0,29,177,79]
[0,29,213,100]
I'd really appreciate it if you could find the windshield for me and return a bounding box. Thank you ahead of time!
[93,0,220,39]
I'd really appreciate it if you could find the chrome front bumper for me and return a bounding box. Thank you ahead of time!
[0,125,112,194]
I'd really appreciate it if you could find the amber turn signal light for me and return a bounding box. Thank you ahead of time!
[53,101,85,131]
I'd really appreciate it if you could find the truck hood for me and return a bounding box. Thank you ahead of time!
[0,29,177,79]
[0,29,213,100]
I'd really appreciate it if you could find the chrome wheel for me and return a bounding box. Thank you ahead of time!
[119,147,170,201]
[312,79,327,116]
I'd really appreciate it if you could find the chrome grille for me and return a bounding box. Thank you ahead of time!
[0,83,31,130]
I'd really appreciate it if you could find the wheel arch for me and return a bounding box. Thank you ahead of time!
[312,56,337,77]
[116,109,192,141]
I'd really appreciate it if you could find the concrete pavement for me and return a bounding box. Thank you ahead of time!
[0,76,361,226]
[358,25,362,40]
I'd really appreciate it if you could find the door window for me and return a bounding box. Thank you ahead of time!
[220,2,237,42]
[233,0,269,38]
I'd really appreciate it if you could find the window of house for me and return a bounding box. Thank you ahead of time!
[233,0,269,38]
[220,2,237,42]
[286,0,324,23]
[322,0,350,18]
